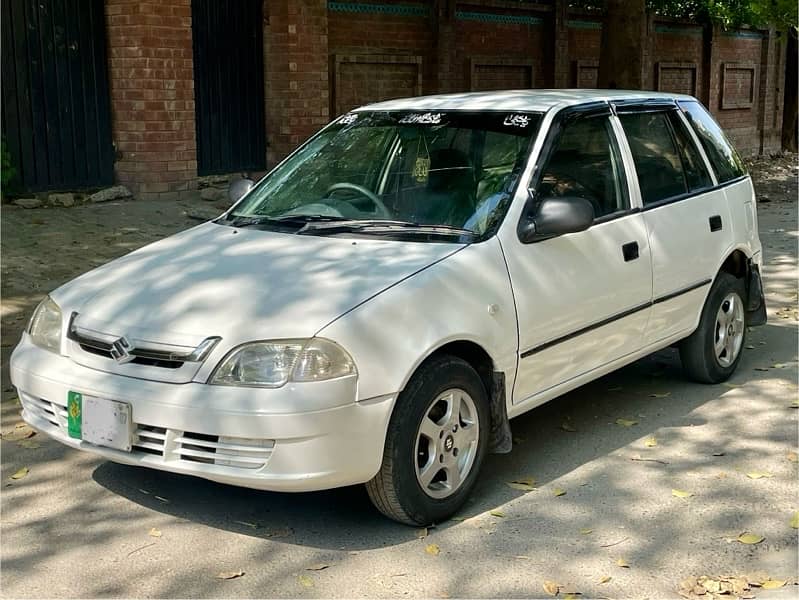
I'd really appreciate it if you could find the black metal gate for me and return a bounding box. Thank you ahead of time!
[1,0,114,192]
[192,0,266,176]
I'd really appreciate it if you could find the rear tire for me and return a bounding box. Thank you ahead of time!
[680,272,747,383]
[365,355,489,525]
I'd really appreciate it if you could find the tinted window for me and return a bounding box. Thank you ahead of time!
[667,112,713,191]
[679,100,747,183]
[537,115,629,218]
[619,111,686,205]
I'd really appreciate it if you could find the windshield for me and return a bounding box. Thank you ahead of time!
[225,110,541,240]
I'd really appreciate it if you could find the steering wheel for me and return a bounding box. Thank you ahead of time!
[325,183,392,219]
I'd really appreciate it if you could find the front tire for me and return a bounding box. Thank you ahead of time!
[680,272,747,383]
[366,355,489,525]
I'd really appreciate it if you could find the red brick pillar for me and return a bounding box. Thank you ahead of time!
[552,0,570,88]
[264,0,329,167]
[105,1,197,200]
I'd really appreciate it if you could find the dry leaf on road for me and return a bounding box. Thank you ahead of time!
[579,528,593,535]
[598,576,612,584]
[10,467,28,480]
[297,575,313,587]
[644,437,658,447]
[616,558,630,568]
[490,510,505,518]
[737,532,764,544]
[790,511,799,529]
[649,392,671,398]
[745,471,773,479]
[148,528,162,538]
[425,544,441,556]
[672,489,694,499]
[542,580,560,596]
[216,571,244,580]
[761,579,786,589]
[506,482,536,492]
[305,563,330,571]
[553,488,566,497]
[615,418,638,427]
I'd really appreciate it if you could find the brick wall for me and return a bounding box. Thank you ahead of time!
[105,0,196,200]
[98,0,786,199]
[263,0,330,166]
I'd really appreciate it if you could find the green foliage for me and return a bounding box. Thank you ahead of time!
[1,137,17,195]
[569,0,797,28]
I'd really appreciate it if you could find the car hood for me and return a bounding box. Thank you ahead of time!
[53,222,465,348]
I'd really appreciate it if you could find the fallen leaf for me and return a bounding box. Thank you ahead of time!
[786,451,797,463]
[17,440,40,449]
[416,527,428,539]
[510,476,536,486]
[553,488,566,497]
[561,421,577,432]
[506,482,536,492]
[579,528,593,535]
[489,510,505,518]
[644,437,658,447]
[598,576,612,584]
[148,528,162,538]
[564,594,581,599]
[761,579,786,589]
[10,467,28,480]
[297,575,313,587]
[542,580,560,596]
[754,367,770,372]
[616,558,630,568]
[615,418,638,427]
[737,532,764,545]
[745,345,755,349]
[305,563,329,571]
[771,363,788,369]
[672,489,694,499]
[649,392,671,398]
[216,571,244,580]
[745,471,773,479]
[791,401,799,409]
[723,382,742,388]
[712,452,725,457]
[233,520,259,529]
[790,511,799,529]
[154,496,169,504]
[425,544,441,556]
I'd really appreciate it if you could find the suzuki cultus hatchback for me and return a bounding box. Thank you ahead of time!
[12,90,766,525]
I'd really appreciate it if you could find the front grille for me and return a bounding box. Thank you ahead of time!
[132,425,167,456]
[78,343,184,369]
[176,433,275,470]
[20,393,67,430]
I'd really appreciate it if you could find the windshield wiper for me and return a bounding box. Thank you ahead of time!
[220,214,350,228]
[299,219,477,239]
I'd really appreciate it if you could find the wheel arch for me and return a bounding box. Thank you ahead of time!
[398,338,513,454]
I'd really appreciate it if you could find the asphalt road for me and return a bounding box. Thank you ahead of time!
[1,180,797,598]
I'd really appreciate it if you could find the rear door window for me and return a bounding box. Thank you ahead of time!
[678,100,747,183]
[666,111,713,191]
[618,111,687,205]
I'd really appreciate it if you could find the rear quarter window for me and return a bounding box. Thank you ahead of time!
[678,101,747,183]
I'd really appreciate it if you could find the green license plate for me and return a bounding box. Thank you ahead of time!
[67,391,82,439]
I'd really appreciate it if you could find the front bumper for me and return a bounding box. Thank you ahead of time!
[10,336,395,492]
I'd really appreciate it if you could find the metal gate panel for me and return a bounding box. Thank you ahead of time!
[1,0,113,192]
[192,0,266,176]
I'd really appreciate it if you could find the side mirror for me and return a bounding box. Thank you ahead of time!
[518,196,595,243]
[228,177,255,204]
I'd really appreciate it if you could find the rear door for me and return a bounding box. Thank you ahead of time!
[614,102,734,344]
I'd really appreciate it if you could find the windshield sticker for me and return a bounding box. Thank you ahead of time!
[412,157,431,182]
[339,113,358,125]
[503,114,531,128]
[399,112,443,125]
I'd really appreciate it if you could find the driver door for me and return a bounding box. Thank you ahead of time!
[502,105,653,405]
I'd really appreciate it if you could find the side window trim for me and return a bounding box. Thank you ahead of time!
[608,114,643,211]
[673,109,719,187]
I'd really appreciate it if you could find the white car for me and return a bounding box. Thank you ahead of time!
[11,90,766,525]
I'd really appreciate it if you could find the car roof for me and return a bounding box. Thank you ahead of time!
[354,89,697,113]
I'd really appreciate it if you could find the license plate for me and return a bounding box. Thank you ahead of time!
[67,391,133,452]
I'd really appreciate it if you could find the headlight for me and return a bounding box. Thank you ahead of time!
[210,338,356,387]
[27,296,63,354]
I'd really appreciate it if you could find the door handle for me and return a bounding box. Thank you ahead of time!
[709,215,722,232]
[622,241,639,262]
